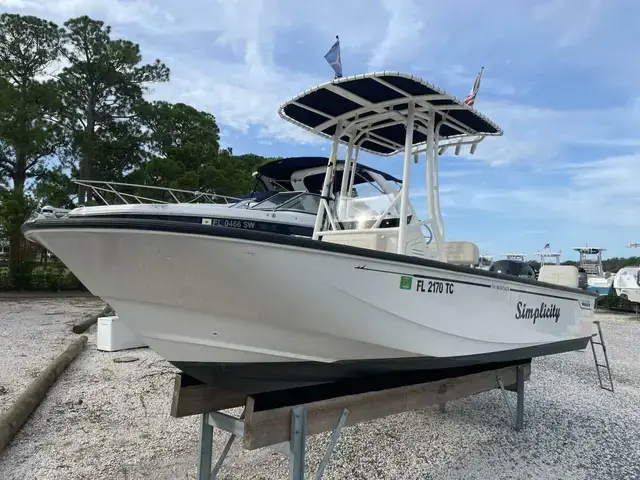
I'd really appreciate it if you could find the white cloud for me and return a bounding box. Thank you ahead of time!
[0,0,166,28]
[449,99,640,166]
[367,0,425,70]
[5,0,639,152]
[3,0,640,239]
[451,153,640,228]
[532,0,603,48]
[151,56,324,145]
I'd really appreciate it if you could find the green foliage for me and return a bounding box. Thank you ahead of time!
[0,13,62,190]
[0,189,36,236]
[562,257,640,274]
[0,13,275,290]
[56,15,170,204]
[0,13,64,187]
[125,101,269,198]
[596,287,619,309]
[32,166,77,209]
[593,285,639,312]
[0,264,84,291]
[603,257,640,274]
[0,13,65,287]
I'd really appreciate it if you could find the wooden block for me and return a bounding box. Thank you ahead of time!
[170,374,246,417]
[243,364,530,450]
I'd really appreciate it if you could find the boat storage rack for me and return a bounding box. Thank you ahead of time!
[170,361,529,480]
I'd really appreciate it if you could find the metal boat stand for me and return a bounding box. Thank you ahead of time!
[170,362,531,480]
[197,405,349,480]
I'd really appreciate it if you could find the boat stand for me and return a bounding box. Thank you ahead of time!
[171,362,530,480]
[197,406,350,480]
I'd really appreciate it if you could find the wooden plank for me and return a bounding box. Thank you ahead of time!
[170,374,246,418]
[0,336,88,452]
[243,364,530,450]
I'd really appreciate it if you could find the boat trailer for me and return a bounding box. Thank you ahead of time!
[171,361,529,480]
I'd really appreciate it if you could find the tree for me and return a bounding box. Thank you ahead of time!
[56,16,170,204]
[0,13,64,287]
[32,166,77,209]
[126,101,267,199]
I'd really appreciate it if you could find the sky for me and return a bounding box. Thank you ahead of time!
[3,0,640,260]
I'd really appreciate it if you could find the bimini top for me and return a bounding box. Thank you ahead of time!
[255,156,402,183]
[279,71,503,156]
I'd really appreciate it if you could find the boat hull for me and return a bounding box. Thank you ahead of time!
[22,218,595,393]
[587,286,611,296]
[613,267,640,304]
[587,276,613,296]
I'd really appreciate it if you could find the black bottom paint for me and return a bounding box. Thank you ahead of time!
[172,336,589,396]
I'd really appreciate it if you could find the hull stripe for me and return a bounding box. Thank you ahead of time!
[21,217,598,299]
[355,265,583,303]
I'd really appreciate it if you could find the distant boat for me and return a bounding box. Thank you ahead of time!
[572,246,612,295]
[614,243,640,306]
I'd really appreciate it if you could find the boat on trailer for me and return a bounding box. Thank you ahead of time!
[22,71,596,395]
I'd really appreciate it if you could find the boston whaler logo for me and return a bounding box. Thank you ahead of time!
[515,301,561,324]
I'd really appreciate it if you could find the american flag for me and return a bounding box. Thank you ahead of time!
[464,67,484,107]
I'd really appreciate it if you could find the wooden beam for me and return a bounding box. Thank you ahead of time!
[170,374,246,418]
[0,336,88,452]
[242,364,530,450]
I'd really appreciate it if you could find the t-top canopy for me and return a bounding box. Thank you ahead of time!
[255,156,402,183]
[279,71,503,156]
[572,247,606,254]
[536,251,561,256]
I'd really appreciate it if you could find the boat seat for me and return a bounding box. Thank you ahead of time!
[538,265,579,288]
[442,241,479,265]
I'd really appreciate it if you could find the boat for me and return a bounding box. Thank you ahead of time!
[572,246,612,295]
[612,243,640,306]
[532,246,561,280]
[33,156,403,240]
[613,267,640,305]
[535,247,561,266]
[22,71,597,395]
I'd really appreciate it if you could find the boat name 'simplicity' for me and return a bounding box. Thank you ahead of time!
[515,301,561,324]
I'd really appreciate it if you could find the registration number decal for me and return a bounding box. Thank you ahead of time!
[417,279,455,295]
[399,275,455,294]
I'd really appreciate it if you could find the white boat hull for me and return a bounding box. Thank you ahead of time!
[613,267,640,304]
[22,219,595,392]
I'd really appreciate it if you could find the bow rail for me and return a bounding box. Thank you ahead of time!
[73,179,243,206]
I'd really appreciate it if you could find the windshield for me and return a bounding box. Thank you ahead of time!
[334,190,402,226]
[250,192,321,214]
[333,176,402,223]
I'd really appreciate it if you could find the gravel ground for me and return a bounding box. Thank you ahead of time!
[0,301,639,480]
